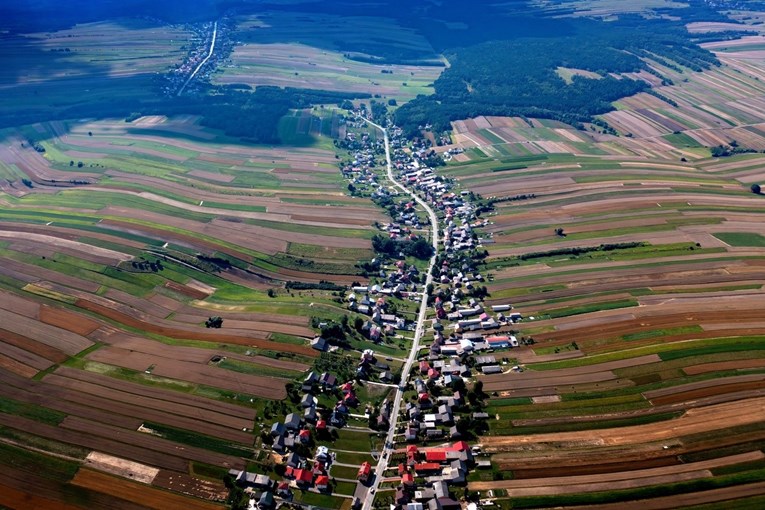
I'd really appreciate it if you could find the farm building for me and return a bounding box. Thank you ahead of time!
[481,365,502,374]
[474,355,496,366]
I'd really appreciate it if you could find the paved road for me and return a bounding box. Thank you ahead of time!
[358,117,440,510]
[178,20,218,96]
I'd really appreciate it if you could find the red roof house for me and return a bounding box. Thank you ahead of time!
[357,462,372,482]
[315,475,330,490]
[414,463,441,473]
[425,451,447,462]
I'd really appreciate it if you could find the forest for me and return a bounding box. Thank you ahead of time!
[395,17,722,135]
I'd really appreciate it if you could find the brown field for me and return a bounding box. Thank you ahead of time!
[471,451,763,494]
[71,469,224,510]
[683,358,765,375]
[39,305,100,336]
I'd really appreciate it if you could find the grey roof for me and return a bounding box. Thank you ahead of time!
[270,422,285,436]
[285,413,301,429]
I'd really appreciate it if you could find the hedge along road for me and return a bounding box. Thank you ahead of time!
[358,116,440,510]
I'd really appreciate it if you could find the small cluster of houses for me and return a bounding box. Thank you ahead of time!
[348,282,412,339]
[229,444,336,509]
[387,442,475,510]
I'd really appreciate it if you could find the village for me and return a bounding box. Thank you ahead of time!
[225,109,523,510]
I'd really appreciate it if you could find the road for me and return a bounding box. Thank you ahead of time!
[178,21,218,96]
[358,117,440,510]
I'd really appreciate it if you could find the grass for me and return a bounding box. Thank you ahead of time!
[317,429,374,453]
[294,490,347,509]
[489,411,682,436]
[659,340,765,361]
[534,298,639,320]
[622,325,704,341]
[0,425,90,459]
[713,232,765,247]
[217,358,303,379]
[528,336,765,371]
[190,461,231,480]
[0,442,81,482]
[334,451,375,465]
[142,422,255,457]
[0,396,67,426]
[333,480,358,496]
[331,465,363,478]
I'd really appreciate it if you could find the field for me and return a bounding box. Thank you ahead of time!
[437,27,765,509]
[214,12,443,102]
[0,19,193,126]
[0,14,393,508]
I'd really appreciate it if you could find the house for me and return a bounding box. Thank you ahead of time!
[486,336,510,349]
[311,336,328,351]
[315,475,330,491]
[316,446,330,461]
[298,429,311,444]
[406,445,419,464]
[295,469,313,485]
[358,461,372,482]
[330,411,344,426]
[320,372,337,388]
[414,463,441,474]
[301,394,316,408]
[340,381,354,394]
[316,419,327,431]
[395,487,410,506]
[434,481,449,499]
[285,452,300,468]
[380,371,393,383]
[276,481,292,498]
[270,422,285,437]
[405,426,418,441]
[402,472,414,486]
[303,371,319,392]
[449,426,461,439]
[258,491,275,509]
[272,434,286,453]
[426,429,444,439]
[407,503,424,510]
[284,413,301,431]
[304,406,317,423]
[425,450,447,463]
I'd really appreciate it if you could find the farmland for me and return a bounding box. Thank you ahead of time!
[0,99,386,510]
[5,0,765,509]
[432,23,765,509]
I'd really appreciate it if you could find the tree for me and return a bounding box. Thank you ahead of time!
[267,288,276,298]
[554,227,565,237]
[205,316,223,328]
[752,183,761,195]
